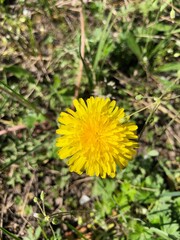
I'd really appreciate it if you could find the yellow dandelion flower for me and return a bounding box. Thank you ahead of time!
[56,97,138,178]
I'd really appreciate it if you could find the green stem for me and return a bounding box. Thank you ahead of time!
[49,223,56,240]
[138,77,179,140]
[139,99,161,140]
[0,227,21,240]
[0,81,55,126]
[0,81,40,114]
[38,221,49,240]
[64,221,88,240]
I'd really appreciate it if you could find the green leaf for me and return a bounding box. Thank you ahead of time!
[4,65,35,82]
[40,191,45,201]
[64,221,88,240]
[0,227,21,240]
[135,94,143,100]
[24,112,45,128]
[126,32,142,60]
[160,0,172,12]
[159,161,176,188]
[161,192,180,198]
[147,150,159,157]
[162,223,180,239]
[148,40,166,59]
[149,23,172,32]
[149,227,170,240]
[0,81,40,114]
[53,74,61,89]
[155,62,180,72]
[170,8,175,19]
[93,11,113,72]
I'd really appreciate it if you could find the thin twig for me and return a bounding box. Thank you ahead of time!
[20,174,35,217]
[0,124,26,136]
[74,7,85,100]
[0,193,7,239]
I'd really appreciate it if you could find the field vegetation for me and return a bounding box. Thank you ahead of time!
[0,0,179,239]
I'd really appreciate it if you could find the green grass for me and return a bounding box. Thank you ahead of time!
[0,0,179,239]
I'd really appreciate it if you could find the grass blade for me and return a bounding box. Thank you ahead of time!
[155,62,180,72]
[149,227,171,240]
[161,192,180,198]
[0,226,21,240]
[0,81,40,114]
[93,11,113,73]
[64,221,88,240]
[126,32,142,60]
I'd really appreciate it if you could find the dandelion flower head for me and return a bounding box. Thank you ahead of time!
[56,97,138,178]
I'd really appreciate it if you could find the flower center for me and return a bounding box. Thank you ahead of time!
[80,120,106,152]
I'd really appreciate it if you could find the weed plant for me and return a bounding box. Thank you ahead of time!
[0,0,179,239]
